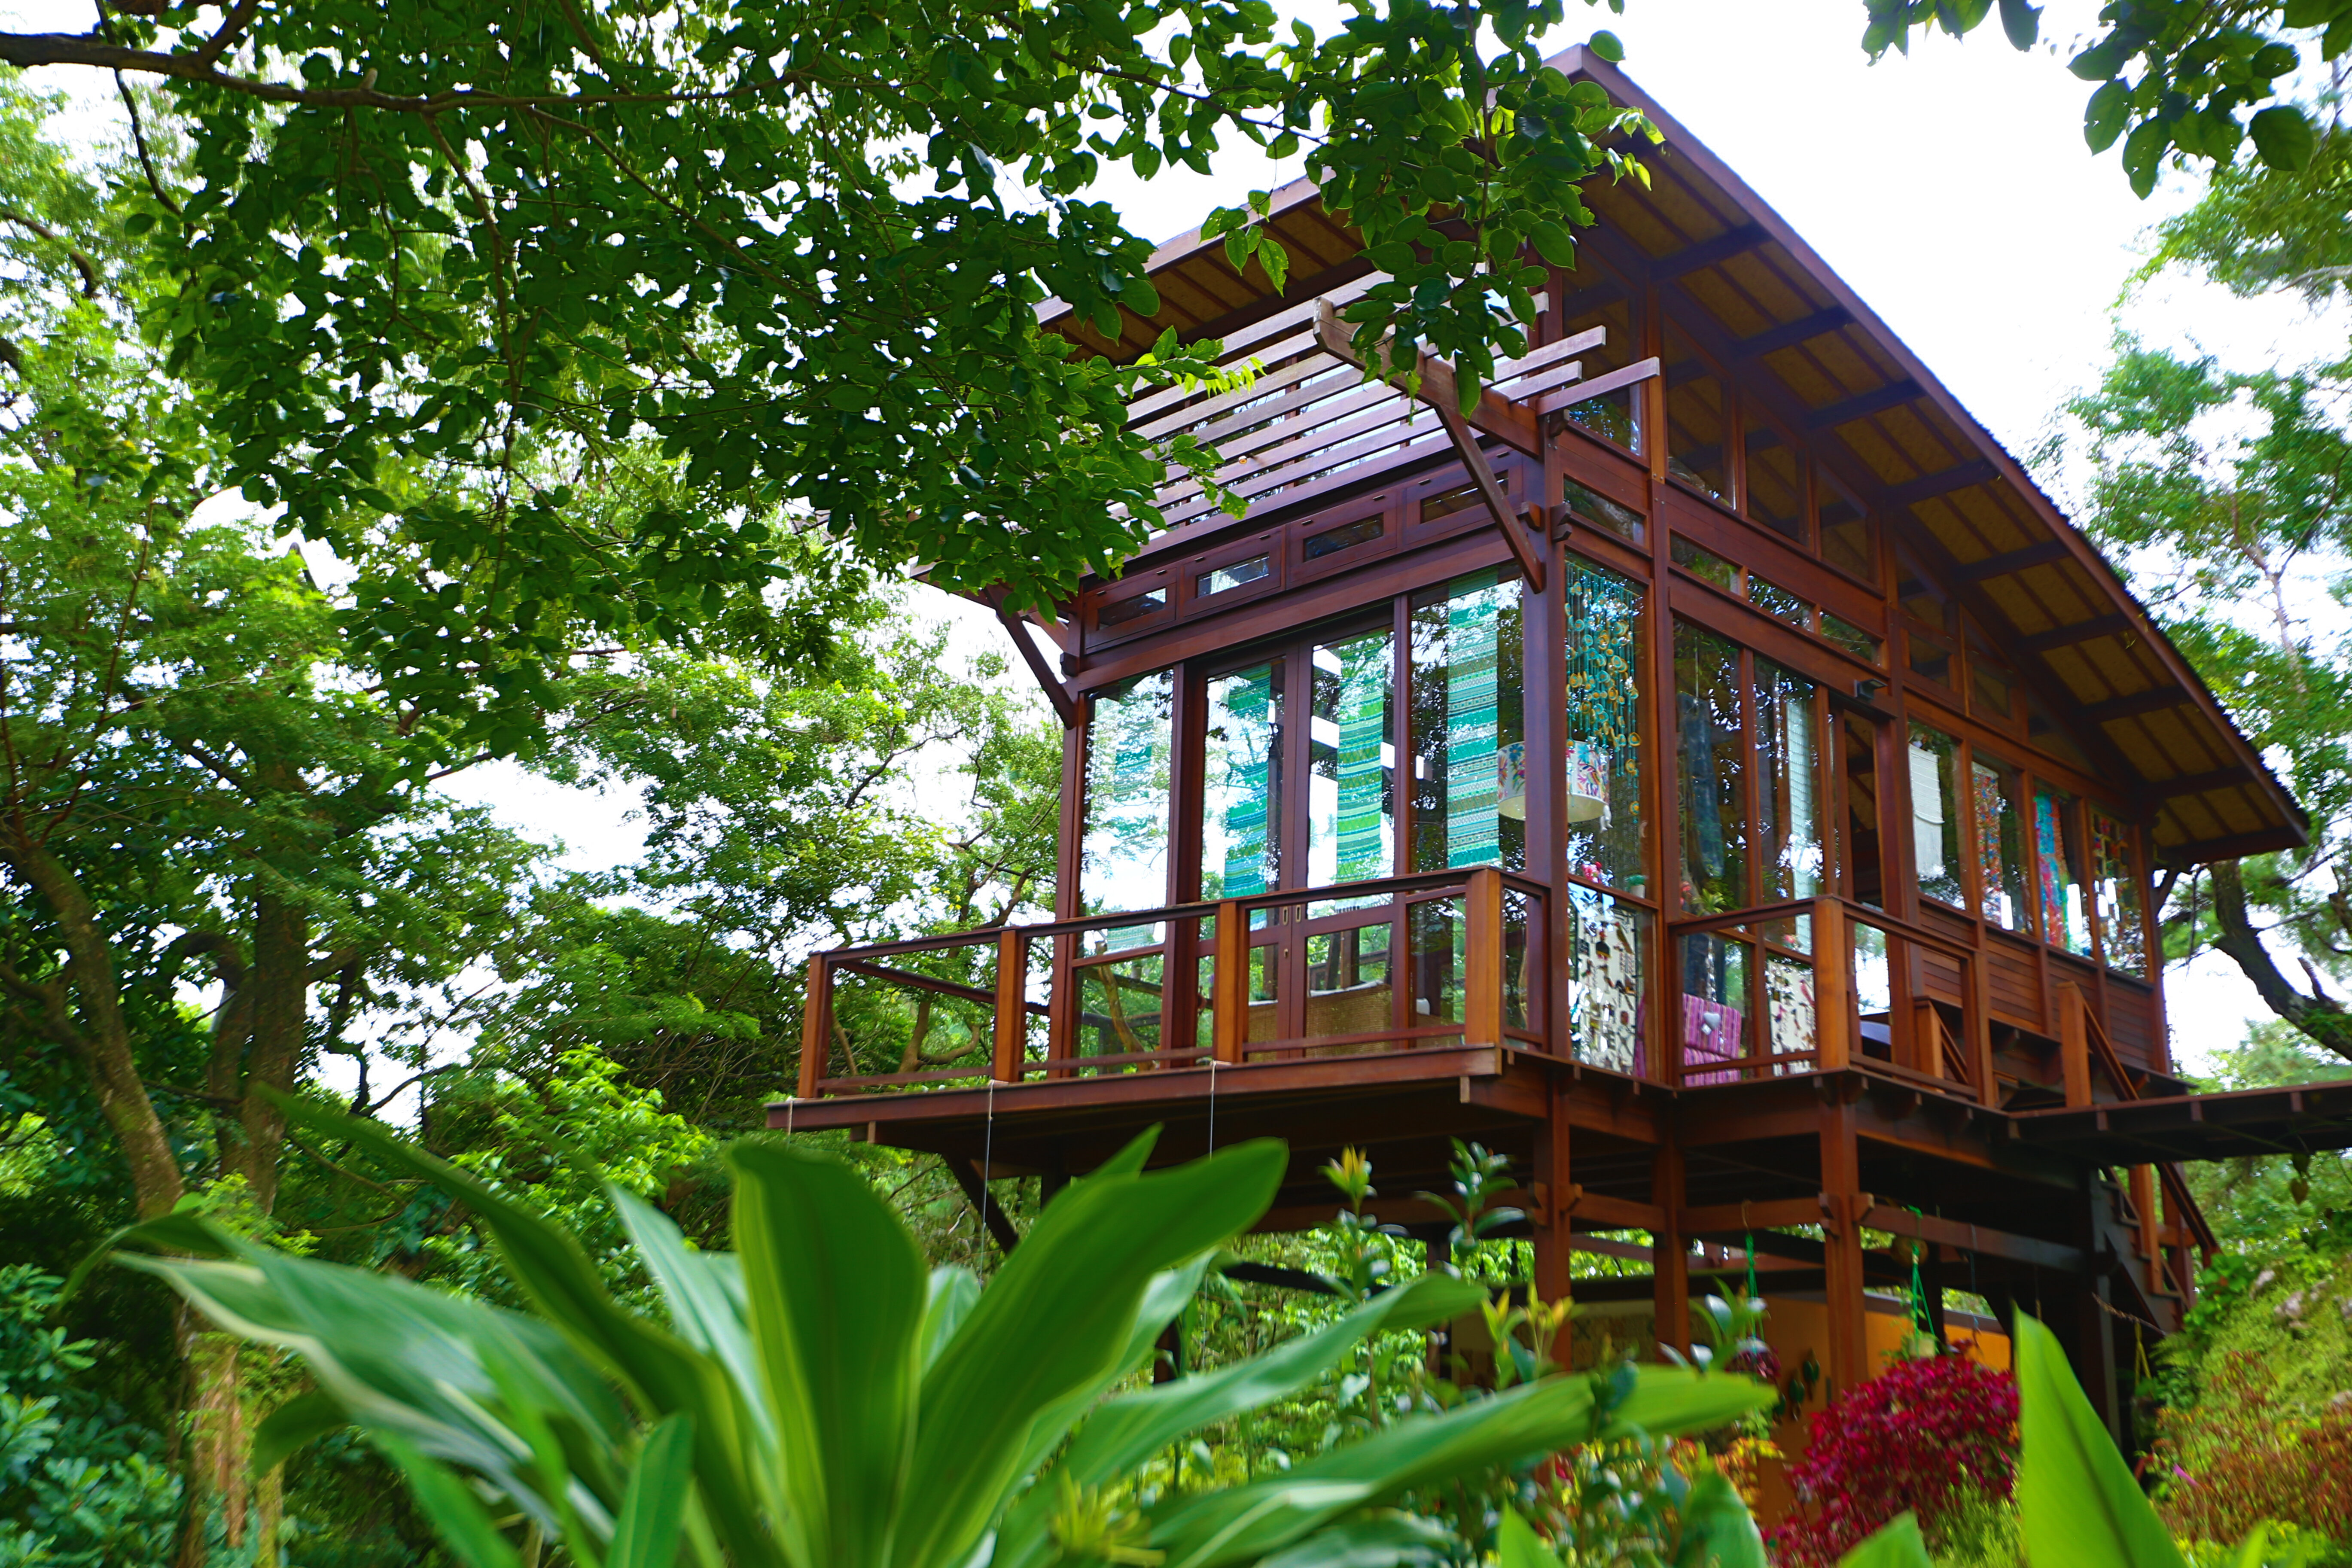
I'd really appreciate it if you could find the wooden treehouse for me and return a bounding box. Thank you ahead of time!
[777,49,2352,1438]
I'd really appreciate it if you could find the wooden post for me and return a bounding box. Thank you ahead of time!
[1651,1140,1689,1359]
[993,928,1027,1083]
[1533,1076,1575,1307]
[1212,901,1248,1065]
[2059,980,2093,1108]
[1813,899,1852,1072]
[2131,1165,2162,1295]
[796,954,831,1101]
[1968,949,1999,1107]
[1819,1099,1870,1400]
[1465,868,1505,1047]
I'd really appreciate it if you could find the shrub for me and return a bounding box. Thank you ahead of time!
[2154,1351,2352,1551]
[1764,1352,2020,1567]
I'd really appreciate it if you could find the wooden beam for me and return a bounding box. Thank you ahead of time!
[1733,306,1852,362]
[2152,765,2255,798]
[946,1157,1023,1254]
[2153,826,2305,866]
[1805,378,1924,431]
[2083,686,2190,722]
[1883,459,2000,512]
[1660,222,1771,278]
[1956,537,2072,580]
[2020,613,2135,653]
[1855,1202,2087,1273]
[1534,355,1661,417]
[1678,1197,1821,1234]
[991,597,1079,728]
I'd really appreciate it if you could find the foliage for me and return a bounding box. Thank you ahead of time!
[2152,1351,2352,1550]
[114,1108,1773,1568]
[0,1266,180,1568]
[1514,1437,1767,1567]
[1858,0,2335,196]
[0,0,1656,750]
[1766,1352,2020,1568]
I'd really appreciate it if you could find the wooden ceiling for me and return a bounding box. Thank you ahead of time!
[1036,49,2306,867]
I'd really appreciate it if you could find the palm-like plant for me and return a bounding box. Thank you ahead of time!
[113,1098,1773,1568]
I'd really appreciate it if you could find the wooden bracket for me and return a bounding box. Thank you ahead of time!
[1315,298,1548,591]
[987,593,1080,729]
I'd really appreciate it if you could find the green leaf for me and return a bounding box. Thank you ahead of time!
[1499,1508,1561,1568]
[2069,39,2130,81]
[1676,1470,1765,1567]
[919,1267,981,1372]
[2014,1313,2186,1568]
[1529,220,1578,268]
[2121,119,2168,198]
[1255,1510,1455,1568]
[729,1140,925,1568]
[1997,0,2039,49]
[2084,81,2131,152]
[1837,1513,1932,1568]
[607,1413,694,1568]
[899,1139,1286,1568]
[70,1209,237,1302]
[252,1388,349,1476]
[377,1434,524,1568]
[2249,106,2315,173]
[1587,30,1625,62]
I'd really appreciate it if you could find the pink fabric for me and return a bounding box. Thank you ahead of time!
[1680,993,1746,1086]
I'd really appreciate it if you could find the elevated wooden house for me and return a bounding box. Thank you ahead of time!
[777,49,2352,1435]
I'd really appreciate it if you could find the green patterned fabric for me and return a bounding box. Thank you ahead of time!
[1334,634,1390,882]
[1445,572,1502,868]
[1220,666,1276,897]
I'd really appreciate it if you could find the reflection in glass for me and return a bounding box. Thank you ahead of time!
[1679,931,1749,1084]
[1972,752,2031,932]
[1852,921,1891,1060]
[1757,660,1822,901]
[1566,885,1647,1075]
[1821,612,1882,664]
[1745,426,1805,541]
[1555,290,1642,452]
[1076,953,1164,1058]
[1082,670,1173,936]
[1304,917,1394,1048]
[1411,571,1525,873]
[1562,478,1644,542]
[1839,712,1886,909]
[2034,785,2092,955]
[1765,951,1816,1067]
[1819,472,1877,582]
[1203,663,1284,900]
[1665,327,1730,502]
[2092,810,2148,977]
[1564,559,1647,895]
[1906,724,1966,909]
[1675,623,1746,914]
[1308,629,1395,889]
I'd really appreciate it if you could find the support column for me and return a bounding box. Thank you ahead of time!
[1651,1141,1689,1359]
[1819,1097,1869,1401]
[1532,1076,1574,1306]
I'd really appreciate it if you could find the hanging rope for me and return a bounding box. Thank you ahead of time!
[1907,1206,1934,1336]
[1743,1230,1760,1304]
[978,1078,997,1245]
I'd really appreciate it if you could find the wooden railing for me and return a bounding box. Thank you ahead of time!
[795,867,1548,1100]
[1659,896,1996,1102]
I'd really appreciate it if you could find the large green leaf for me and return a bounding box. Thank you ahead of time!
[896,1138,1287,1568]
[2014,1312,2185,1568]
[729,1139,927,1568]
[252,1388,350,1476]
[1499,1508,1561,1568]
[1836,1513,1932,1568]
[610,1188,771,1452]
[377,1434,524,1568]
[1674,1470,1765,1568]
[608,1413,696,1568]
[1151,1366,1768,1568]
[266,1093,777,1566]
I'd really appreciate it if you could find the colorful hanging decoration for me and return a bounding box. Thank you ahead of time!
[1445,571,1502,869]
[1334,635,1389,882]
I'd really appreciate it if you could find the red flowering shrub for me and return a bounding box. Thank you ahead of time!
[1764,1353,2020,1567]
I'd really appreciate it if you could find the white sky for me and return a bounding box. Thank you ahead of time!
[11,0,2333,1075]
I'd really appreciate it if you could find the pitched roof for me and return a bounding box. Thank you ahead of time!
[1039,48,2305,866]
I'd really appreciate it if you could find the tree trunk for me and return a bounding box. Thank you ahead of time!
[2209,857,2352,1064]
[175,1314,249,1568]
[238,891,310,1212]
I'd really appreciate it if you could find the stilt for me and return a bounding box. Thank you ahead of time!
[1533,1077,1574,1306]
[1651,1141,1689,1358]
[1819,1098,1869,1399]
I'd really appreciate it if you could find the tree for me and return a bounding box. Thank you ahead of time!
[1860,0,2343,195]
[0,0,1653,751]
[2056,136,2352,1063]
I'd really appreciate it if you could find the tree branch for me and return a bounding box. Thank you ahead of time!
[0,206,99,295]
[2210,856,2352,1064]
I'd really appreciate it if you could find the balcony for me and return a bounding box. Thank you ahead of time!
[790,877,2015,1111]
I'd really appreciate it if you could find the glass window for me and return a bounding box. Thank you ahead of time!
[1757,660,1823,901]
[1906,724,1966,909]
[1818,470,1877,582]
[1971,647,2016,721]
[1971,752,2031,932]
[1554,286,1642,453]
[1821,611,1882,665]
[1749,576,1812,631]
[2033,785,2093,955]
[1566,885,1648,1074]
[1411,570,1526,873]
[1563,558,1648,896]
[1745,426,1806,542]
[1664,327,1730,504]
[1674,623,1746,914]
[1203,662,1285,899]
[1838,711,1886,909]
[1562,477,1643,543]
[1199,554,1272,597]
[1679,931,1751,1083]
[1082,670,1174,919]
[1308,628,1395,889]
[2092,809,2148,977]
[1671,534,1739,593]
